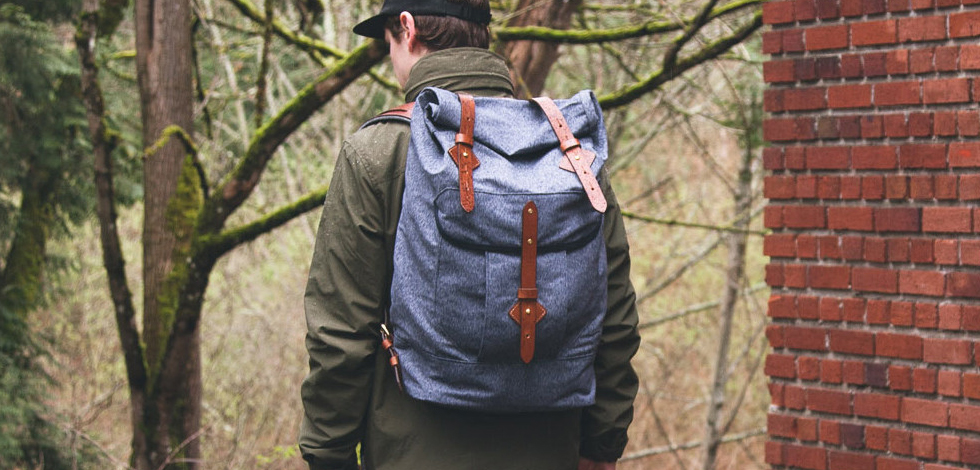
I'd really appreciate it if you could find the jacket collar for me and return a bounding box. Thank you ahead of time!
[403,47,514,102]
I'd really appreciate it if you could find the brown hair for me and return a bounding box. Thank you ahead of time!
[384,0,491,51]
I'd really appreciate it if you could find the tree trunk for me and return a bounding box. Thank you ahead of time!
[498,0,583,97]
[0,162,57,314]
[699,134,754,470]
[134,0,201,468]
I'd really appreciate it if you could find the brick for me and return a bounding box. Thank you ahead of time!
[914,302,938,329]
[786,384,806,409]
[763,0,796,24]
[807,24,850,50]
[799,356,821,380]
[828,451,874,470]
[914,368,938,393]
[815,0,839,18]
[796,58,818,81]
[923,207,973,233]
[818,176,841,200]
[950,404,980,432]
[841,361,864,385]
[935,111,958,136]
[764,234,796,257]
[784,87,828,111]
[899,270,946,296]
[875,208,921,232]
[865,425,888,450]
[762,31,783,55]
[888,0,910,11]
[763,205,782,228]
[783,29,806,52]
[765,175,796,199]
[852,145,897,169]
[910,48,935,74]
[785,443,827,470]
[875,81,920,106]
[886,175,908,199]
[863,237,885,262]
[770,383,785,407]
[902,397,949,427]
[817,117,839,139]
[853,267,898,293]
[913,432,937,459]
[965,305,980,331]
[877,457,918,470]
[965,438,980,465]
[862,175,884,200]
[841,177,861,200]
[864,52,888,76]
[829,84,872,109]
[965,373,980,399]
[889,301,913,326]
[768,413,797,438]
[866,362,888,387]
[935,46,958,72]
[822,359,843,383]
[886,49,910,74]
[816,56,842,79]
[924,78,972,104]
[785,264,807,287]
[868,299,889,325]
[910,175,934,199]
[925,464,963,470]
[766,324,785,349]
[855,392,901,420]
[828,207,873,231]
[937,435,960,462]
[899,15,948,42]
[810,265,850,289]
[950,10,980,38]
[841,0,863,15]
[910,238,934,263]
[911,0,934,8]
[785,326,828,351]
[819,236,841,259]
[769,295,796,319]
[830,329,875,355]
[841,236,862,260]
[807,146,850,169]
[963,44,980,70]
[837,423,863,449]
[785,206,827,228]
[821,420,842,445]
[795,0,817,21]
[798,236,818,259]
[961,174,980,200]
[890,428,913,455]
[809,388,853,415]
[901,143,947,169]
[938,370,961,397]
[765,441,784,466]
[924,338,973,364]
[842,298,865,322]
[876,332,922,360]
[936,175,958,199]
[884,114,908,138]
[887,238,910,262]
[764,118,804,142]
[764,89,785,113]
[908,112,933,137]
[860,115,883,138]
[961,110,980,136]
[798,416,819,440]
[935,239,959,264]
[950,142,980,168]
[948,272,980,298]
[939,303,962,329]
[964,239,980,264]
[763,147,784,170]
[890,365,912,390]
[852,19,898,46]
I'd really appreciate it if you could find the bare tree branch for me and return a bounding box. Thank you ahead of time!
[76,0,147,393]
[494,0,760,44]
[197,39,387,235]
[598,11,762,110]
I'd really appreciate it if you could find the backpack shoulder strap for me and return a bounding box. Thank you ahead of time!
[359,102,415,129]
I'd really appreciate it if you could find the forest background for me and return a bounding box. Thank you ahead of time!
[0,0,770,468]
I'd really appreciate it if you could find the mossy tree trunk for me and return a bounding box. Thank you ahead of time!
[497,0,583,98]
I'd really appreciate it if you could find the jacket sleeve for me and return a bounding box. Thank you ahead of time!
[579,172,641,462]
[299,141,389,470]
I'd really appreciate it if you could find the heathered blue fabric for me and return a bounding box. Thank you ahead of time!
[389,87,608,411]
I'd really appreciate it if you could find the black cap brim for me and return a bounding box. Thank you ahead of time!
[353,14,389,39]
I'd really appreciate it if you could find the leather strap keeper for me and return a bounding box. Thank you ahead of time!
[448,93,479,212]
[532,97,607,213]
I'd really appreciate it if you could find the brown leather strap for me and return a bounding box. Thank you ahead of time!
[532,97,607,213]
[508,201,546,364]
[379,102,415,119]
[448,93,479,212]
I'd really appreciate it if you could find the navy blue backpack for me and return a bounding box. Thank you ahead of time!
[379,87,609,412]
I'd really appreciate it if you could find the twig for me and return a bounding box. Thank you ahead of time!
[620,428,767,462]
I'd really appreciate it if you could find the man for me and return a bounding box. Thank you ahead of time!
[299,1,640,468]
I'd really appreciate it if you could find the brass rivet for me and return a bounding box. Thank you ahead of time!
[575,155,580,160]
[525,308,531,314]
[463,151,468,157]
[527,238,533,245]
[525,334,530,339]
[528,208,534,214]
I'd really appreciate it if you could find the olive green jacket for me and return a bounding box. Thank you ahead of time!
[300,48,640,470]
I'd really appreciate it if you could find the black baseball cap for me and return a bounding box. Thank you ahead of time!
[353,0,492,39]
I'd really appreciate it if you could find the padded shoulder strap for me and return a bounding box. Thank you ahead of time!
[359,102,415,129]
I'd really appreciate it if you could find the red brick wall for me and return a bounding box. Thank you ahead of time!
[762,0,980,468]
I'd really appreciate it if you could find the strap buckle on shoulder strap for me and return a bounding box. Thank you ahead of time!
[532,97,607,213]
